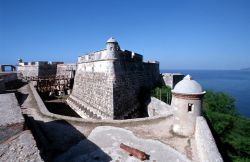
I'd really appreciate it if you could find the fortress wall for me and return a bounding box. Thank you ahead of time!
[18,63,76,79]
[38,64,57,77]
[162,73,184,89]
[67,61,115,119]
[18,65,39,78]
[113,61,159,118]
[18,64,57,78]
[68,57,159,119]
[195,116,223,162]
[56,64,76,78]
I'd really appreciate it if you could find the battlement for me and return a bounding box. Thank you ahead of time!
[78,49,145,64]
[18,61,64,66]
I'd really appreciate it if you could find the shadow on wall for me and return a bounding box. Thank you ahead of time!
[16,88,111,162]
[38,64,57,78]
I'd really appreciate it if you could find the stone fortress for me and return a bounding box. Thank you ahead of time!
[67,37,159,119]
[0,37,223,162]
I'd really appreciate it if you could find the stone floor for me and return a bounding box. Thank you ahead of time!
[0,130,43,162]
[0,93,24,127]
[55,126,191,162]
[0,93,24,142]
[0,92,43,162]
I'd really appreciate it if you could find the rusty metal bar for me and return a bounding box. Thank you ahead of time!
[120,143,148,161]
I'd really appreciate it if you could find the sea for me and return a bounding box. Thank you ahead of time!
[161,70,250,118]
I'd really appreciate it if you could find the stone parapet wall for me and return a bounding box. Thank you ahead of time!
[78,49,144,63]
[68,57,159,119]
[17,62,76,79]
[162,73,184,89]
[28,82,170,127]
[0,72,18,83]
[195,116,223,162]
[18,64,57,78]
[56,64,76,78]
[147,97,172,117]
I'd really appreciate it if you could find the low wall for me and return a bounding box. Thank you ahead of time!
[29,83,171,129]
[147,97,172,117]
[0,72,18,83]
[195,116,223,162]
[0,79,5,93]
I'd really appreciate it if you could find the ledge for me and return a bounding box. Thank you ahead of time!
[28,83,172,126]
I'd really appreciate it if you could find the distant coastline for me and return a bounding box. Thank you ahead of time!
[240,67,250,71]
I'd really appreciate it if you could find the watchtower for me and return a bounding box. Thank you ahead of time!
[171,75,206,136]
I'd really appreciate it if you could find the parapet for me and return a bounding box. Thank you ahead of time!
[195,116,223,162]
[78,49,145,63]
[18,61,64,66]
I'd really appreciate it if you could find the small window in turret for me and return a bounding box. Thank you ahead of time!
[188,103,193,112]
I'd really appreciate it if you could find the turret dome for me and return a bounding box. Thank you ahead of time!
[106,37,118,43]
[172,75,205,94]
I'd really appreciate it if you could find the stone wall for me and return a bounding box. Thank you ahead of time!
[56,64,76,78]
[68,71,114,119]
[113,61,159,119]
[67,46,160,119]
[147,97,172,117]
[18,61,58,78]
[162,73,184,89]
[195,116,223,162]
[18,65,39,78]
[18,62,76,79]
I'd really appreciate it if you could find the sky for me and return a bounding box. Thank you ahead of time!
[0,0,249,70]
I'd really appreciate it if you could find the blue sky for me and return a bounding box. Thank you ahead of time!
[0,0,249,70]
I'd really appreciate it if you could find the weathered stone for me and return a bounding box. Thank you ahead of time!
[67,38,160,119]
[54,126,191,162]
[17,61,76,79]
[0,130,43,162]
[147,97,173,117]
[162,73,184,89]
[195,117,223,162]
[0,93,24,142]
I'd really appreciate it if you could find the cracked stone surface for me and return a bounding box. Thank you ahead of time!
[0,130,43,162]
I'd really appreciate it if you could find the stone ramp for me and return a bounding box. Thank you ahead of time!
[0,92,43,162]
[55,126,191,162]
[0,93,24,142]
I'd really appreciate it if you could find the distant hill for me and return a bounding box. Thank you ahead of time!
[241,67,250,71]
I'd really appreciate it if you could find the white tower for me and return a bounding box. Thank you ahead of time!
[171,75,206,136]
[106,37,120,59]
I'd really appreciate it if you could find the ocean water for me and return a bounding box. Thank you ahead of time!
[162,70,250,118]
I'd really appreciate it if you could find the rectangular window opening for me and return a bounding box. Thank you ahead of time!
[188,103,193,112]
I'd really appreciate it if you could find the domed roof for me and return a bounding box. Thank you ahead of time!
[172,75,204,94]
[106,37,118,43]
